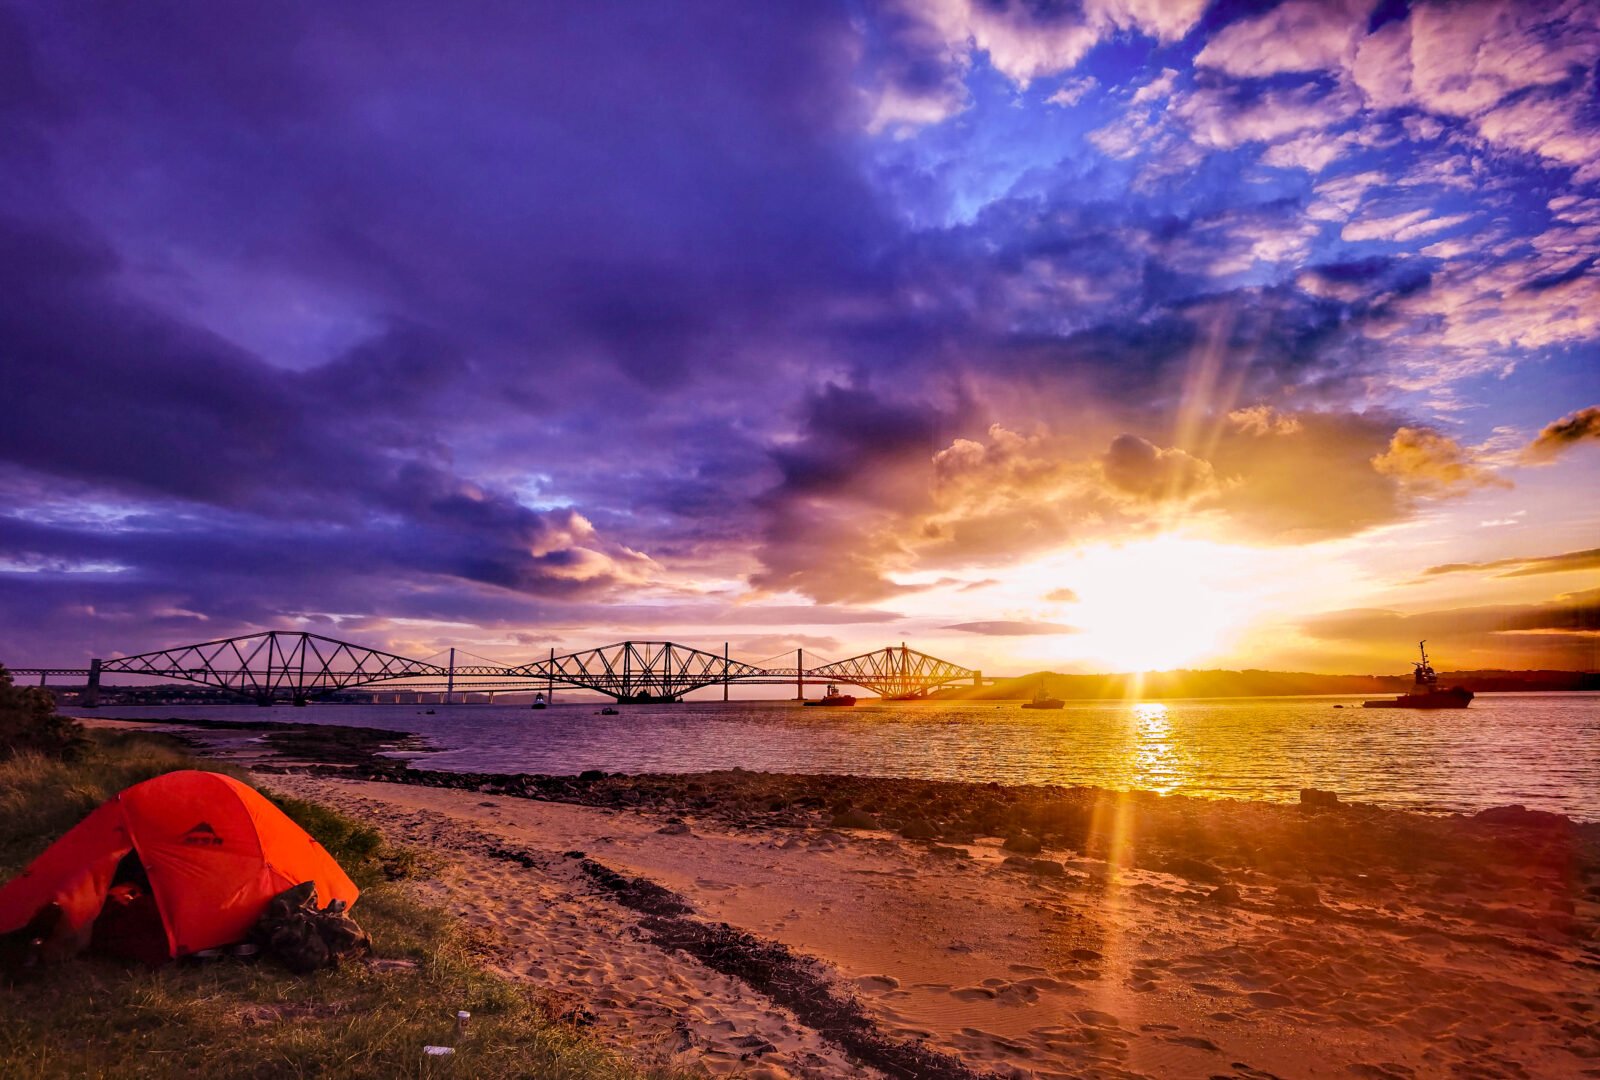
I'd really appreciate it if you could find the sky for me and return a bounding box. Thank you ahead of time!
[1,0,1597,679]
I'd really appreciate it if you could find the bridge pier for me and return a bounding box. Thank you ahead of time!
[85,659,101,708]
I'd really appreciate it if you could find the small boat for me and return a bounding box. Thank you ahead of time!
[599,706,619,715]
[531,693,548,710]
[424,709,436,715]
[1020,681,1064,710]
[804,683,857,707]
[1363,641,1473,709]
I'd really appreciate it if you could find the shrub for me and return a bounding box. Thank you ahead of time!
[0,665,86,761]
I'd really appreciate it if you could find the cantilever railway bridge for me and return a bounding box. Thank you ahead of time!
[9,631,989,705]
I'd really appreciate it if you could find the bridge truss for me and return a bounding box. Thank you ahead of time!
[21,633,985,704]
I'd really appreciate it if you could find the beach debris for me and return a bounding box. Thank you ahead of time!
[422,1045,455,1056]
[732,1033,777,1056]
[579,859,693,917]
[1300,789,1342,812]
[455,1009,470,1035]
[828,808,881,830]
[1002,832,1042,854]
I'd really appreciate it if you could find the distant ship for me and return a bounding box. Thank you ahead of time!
[1021,680,1064,710]
[804,683,857,707]
[1362,641,1473,709]
[531,693,548,710]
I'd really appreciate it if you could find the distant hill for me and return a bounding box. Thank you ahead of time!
[931,668,1600,701]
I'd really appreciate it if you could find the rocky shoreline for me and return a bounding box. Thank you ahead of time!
[110,712,1600,935]
[290,761,1598,932]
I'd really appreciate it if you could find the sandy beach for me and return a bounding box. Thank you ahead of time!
[249,759,1600,1080]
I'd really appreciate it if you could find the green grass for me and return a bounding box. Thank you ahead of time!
[0,732,685,1080]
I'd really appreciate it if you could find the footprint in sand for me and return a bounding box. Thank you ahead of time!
[1247,991,1295,1008]
[857,974,901,991]
[951,985,999,1001]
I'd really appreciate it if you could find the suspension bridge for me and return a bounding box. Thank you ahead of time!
[7,631,990,705]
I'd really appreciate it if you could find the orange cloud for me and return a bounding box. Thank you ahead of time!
[1522,405,1600,462]
[1370,427,1504,497]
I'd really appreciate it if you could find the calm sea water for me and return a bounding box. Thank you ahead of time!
[110,693,1600,822]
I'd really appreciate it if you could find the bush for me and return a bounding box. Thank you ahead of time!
[0,665,86,761]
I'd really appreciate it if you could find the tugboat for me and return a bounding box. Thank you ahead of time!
[804,683,857,707]
[598,706,620,715]
[531,693,548,710]
[1020,680,1065,710]
[1363,641,1473,709]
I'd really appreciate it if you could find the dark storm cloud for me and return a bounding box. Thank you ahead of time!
[1,1,894,651]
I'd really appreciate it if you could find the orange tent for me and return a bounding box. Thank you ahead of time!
[0,770,357,962]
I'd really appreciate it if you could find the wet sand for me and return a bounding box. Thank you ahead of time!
[256,764,1600,1080]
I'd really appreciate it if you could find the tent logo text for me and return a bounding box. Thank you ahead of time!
[182,822,223,847]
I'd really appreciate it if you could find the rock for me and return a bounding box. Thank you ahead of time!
[1003,832,1043,854]
[1163,856,1226,884]
[1205,883,1243,905]
[899,818,939,840]
[1000,855,1066,877]
[1299,788,1341,811]
[1276,883,1322,908]
[926,844,970,859]
[578,769,607,782]
[656,822,692,836]
[829,808,881,830]
[1474,804,1574,831]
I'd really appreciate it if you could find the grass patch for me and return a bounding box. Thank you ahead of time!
[0,732,683,1079]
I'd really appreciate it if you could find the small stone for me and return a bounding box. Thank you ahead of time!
[656,822,692,836]
[1276,883,1321,908]
[1299,788,1341,811]
[829,808,881,830]
[1003,833,1043,854]
[1205,883,1243,905]
[1164,856,1226,884]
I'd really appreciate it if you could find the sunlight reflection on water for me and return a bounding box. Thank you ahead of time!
[132,692,1600,820]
